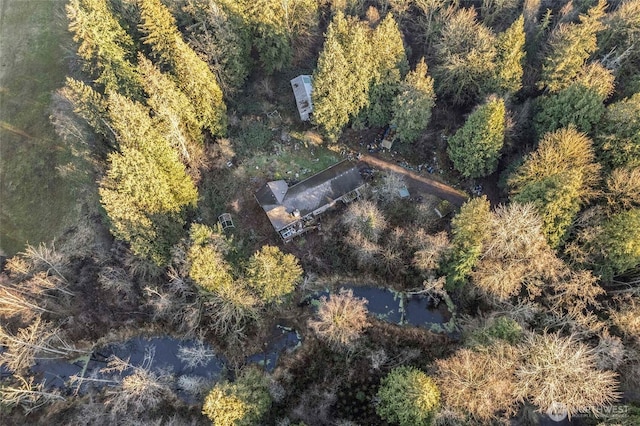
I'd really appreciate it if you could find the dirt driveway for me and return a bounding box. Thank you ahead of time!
[360,153,469,207]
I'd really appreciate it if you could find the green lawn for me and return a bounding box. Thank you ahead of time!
[0,1,83,256]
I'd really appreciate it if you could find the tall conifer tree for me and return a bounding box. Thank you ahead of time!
[539,0,606,93]
[509,127,600,247]
[447,97,506,178]
[139,0,227,136]
[66,0,143,98]
[99,93,198,265]
[363,13,408,127]
[391,58,436,144]
[312,12,373,140]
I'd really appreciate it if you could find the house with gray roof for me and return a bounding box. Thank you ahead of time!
[255,160,365,241]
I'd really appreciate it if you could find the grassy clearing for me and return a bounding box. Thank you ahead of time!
[242,143,340,181]
[0,0,84,256]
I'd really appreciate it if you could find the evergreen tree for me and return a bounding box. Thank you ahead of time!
[376,366,440,426]
[480,0,521,30]
[576,62,616,99]
[99,93,198,265]
[493,15,526,94]
[447,97,506,178]
[534,62,613,135]
[137,54,204,170]
[138,0,227,136]
[444,196,492,289]
[312,12,373,140]
[281,0,319,64]
[187,224,234,294]
[534,83,605,136]
[596,92,640,169]
[66,0,143,98]
[202,368,271,426]
[245,246,303,304]
[244,0,292,74]
[391,58,436,144]
[99,148,192,265]
[596,208,640,277]
[539,0,606,93]
[509,127,601,247]
[598,0,640,97]
[60,78,113,141]
[433,7,497,105]
[181,0,253,96]
[363,13,408,127]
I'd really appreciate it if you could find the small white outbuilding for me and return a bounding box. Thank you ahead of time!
[290,75,313,121]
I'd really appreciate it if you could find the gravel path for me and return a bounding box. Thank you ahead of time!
[360,154,469,207]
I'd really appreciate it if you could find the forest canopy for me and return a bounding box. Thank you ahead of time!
[2,0,640,425]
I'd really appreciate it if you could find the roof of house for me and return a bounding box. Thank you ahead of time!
[256,161,364,232]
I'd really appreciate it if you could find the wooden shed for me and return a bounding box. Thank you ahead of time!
[290,75,313,121]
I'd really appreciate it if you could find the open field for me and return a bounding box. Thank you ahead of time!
[0,0,85,256]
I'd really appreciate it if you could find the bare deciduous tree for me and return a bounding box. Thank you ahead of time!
[609,298,640,342]
[375,172,407,204]
[471,203,564,302]
[342,200,387,243]
[144,286,201,336]
[102,347,176,419]
[177,340,216,369]
[515,332,620,418]
[594,332,626,371]
[344,229,382,269]
[0,374,64,414]
[98,266,134,298]
[413,231,450,275]
[177,375,211,398]
[605,167,640,210]
[202,284,259,339]
[308,288,370,351]
[435,343,519,422]
[0,316,88,373]
[545,270,604,318]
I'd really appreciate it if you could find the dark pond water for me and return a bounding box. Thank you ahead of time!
[246,325,302,372]
[30,337,226,396]
[0,347,11,379]
[307,285,453,330]
[403,294,451,327]
[349,286,404,324]
[27,326,302,399]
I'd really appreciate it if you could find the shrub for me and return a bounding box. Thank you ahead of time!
[233,117,274,156]
[466,316,524,347]
[377,366,440,426]
[308,288,370,351]
[342,200,387,243]
[202,367,271,426]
